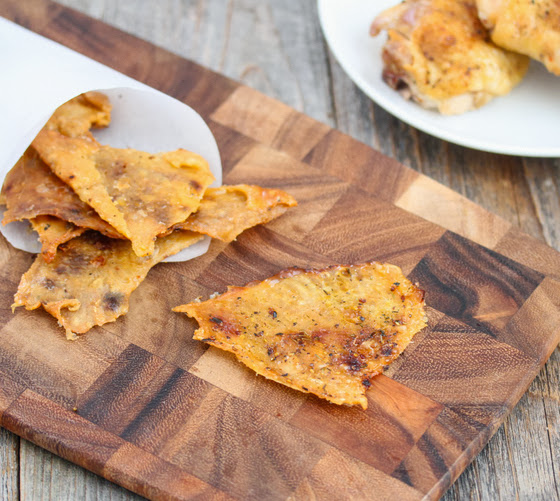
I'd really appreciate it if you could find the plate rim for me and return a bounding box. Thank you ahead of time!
[317,0,560,158]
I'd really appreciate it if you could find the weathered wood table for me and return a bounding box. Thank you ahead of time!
[0,1,558,500]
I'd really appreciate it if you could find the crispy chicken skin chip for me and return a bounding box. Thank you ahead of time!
[13,230,203,339]
[174,262,427,409]
[44,91,112,138]
[476,0,560,75]
[370,0,529,114]
[169,185,297,241]
[1,148,122,238]
[32,130,215,257]
[30,216,87,263]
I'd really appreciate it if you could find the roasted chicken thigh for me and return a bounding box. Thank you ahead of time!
[370,0,530,114]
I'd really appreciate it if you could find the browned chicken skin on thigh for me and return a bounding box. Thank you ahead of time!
[370,0,530,114]
[476,0,560,75]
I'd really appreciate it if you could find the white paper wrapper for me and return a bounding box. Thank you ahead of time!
[0,17,222,263]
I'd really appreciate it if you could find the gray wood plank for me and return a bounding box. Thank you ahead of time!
[4,1,558,500]
[57,0,336,126]
[0,427,19,501]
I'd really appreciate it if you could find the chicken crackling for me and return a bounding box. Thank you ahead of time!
[175,262,427,409]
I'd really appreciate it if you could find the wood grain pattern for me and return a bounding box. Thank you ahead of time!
[0,427,18,501]
[0,1,559,500]
[2,390,126,475]
[395,176,512,249]
[103,443,231,501]
[409,232,544,338]
[304,129,420,203]
[211,86,331,161]
[289,376,443,474]
[293,447,425,501]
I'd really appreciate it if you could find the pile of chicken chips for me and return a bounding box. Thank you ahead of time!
[2,93,296,339]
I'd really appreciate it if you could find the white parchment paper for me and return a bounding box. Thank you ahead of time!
[0,17,222,262]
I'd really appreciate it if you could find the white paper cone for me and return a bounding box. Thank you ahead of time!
[0,17,222,262]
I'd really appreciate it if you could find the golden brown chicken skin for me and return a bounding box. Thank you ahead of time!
[370,0,530,114]
[175,262,427,409]
[476,0,560,75]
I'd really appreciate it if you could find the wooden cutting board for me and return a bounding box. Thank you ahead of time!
[1,1,559,500]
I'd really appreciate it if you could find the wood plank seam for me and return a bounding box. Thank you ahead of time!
[530,392,560,498]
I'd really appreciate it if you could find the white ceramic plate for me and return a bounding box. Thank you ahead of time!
[318,0,560,157]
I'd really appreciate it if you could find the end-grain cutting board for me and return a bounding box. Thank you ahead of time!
[1,1,559,500]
